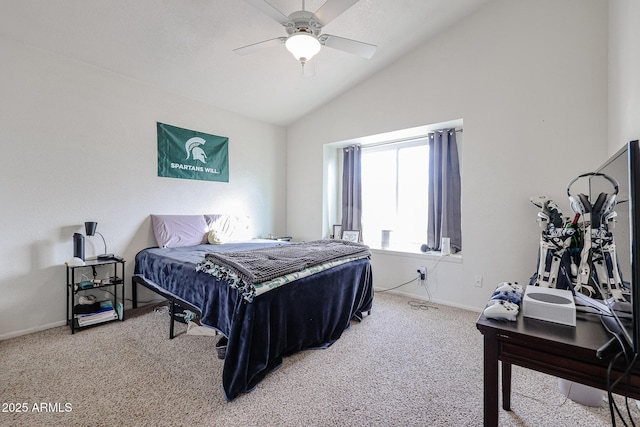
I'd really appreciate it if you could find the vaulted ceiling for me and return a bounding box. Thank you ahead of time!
[1,0,489,126]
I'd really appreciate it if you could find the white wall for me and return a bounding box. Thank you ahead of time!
[287,0,608,311]
[0,37,287,339]
[609,0,640,155]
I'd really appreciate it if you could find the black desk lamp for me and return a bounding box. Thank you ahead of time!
[85,221,114,260]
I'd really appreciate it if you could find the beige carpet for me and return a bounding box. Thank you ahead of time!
[0,292,636,426]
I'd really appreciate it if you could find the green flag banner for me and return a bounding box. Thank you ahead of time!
[157,122,229,183]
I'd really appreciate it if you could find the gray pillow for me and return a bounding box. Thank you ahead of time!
[151,214,208,248]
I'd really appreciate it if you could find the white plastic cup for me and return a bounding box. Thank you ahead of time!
[381,230,391,249]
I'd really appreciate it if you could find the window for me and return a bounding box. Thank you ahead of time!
[361,139,429,251]
[322,120,462,251]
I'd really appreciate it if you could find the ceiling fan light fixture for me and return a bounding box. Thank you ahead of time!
[285,32,321,62]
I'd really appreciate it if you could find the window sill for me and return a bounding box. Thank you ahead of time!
[368,246,462,263]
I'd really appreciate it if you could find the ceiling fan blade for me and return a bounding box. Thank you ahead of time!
[233,37,286,56]
[320,34,377,59]
[244,0,292,26]
[313,0,359,27]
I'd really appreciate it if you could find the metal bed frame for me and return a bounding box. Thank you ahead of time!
[132,275,203,339]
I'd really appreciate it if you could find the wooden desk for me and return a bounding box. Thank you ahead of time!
[476,312,640,426]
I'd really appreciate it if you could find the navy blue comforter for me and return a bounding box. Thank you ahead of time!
[134,241,374,401]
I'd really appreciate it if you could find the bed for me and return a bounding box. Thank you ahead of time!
[132,215,374,401]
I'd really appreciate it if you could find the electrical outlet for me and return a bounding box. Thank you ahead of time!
[474,275,483,288]
[417,267,426,281]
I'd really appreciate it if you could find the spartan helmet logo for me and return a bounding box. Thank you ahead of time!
[185,137,207,164]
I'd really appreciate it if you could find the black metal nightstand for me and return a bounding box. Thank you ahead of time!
[66,258,125,334]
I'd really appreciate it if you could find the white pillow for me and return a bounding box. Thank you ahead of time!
[207,229,222,245]
[205,215,251,243]
[151,215,208,248]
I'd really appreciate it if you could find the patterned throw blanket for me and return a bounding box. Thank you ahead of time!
[196,240,371,302]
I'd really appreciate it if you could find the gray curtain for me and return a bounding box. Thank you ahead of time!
[427,130,462,252]
[341,145,362,237]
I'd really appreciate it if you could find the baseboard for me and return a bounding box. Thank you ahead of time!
[373,286,482,313]
[0,300,153,341]
[0,319,67,341]
[2,293,473,341]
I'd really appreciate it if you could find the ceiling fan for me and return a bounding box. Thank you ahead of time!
[234,0,377,70]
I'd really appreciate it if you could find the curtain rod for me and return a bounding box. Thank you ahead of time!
[431,128,463,133]
[360,128,463,150]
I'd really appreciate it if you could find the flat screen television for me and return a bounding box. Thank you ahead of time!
[590,140,640,356]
